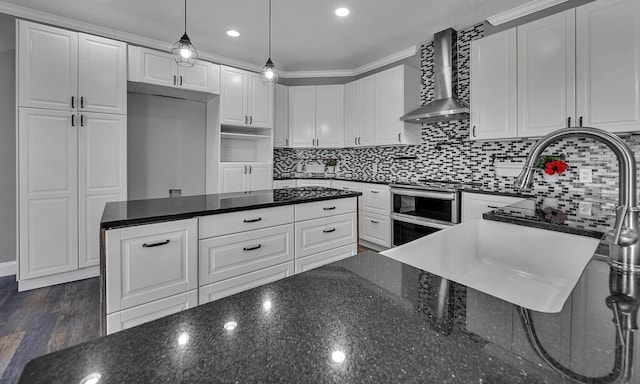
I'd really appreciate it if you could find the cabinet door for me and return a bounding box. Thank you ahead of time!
[470,29,517,140]
[105,218,198,313]
[78,113,126,268]
[315,85,344,147]
[78,34,127,115]
[374,66,404,145]
[248,73,274,128]
[220,66,249,126]
[357,76,375,146]
[178,61,220,93]
[18,21,78,111]
[517,10,576,137]
[219,164,248,193]
[247,163,272,192]
[139,48,177,88]
[273,84,289,147]
[576,0,640,133]
[18,108,78,279]
[343,81,358,147]
[289,86,316,147]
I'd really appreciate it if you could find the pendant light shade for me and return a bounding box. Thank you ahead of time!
[260,0,278,85]
[173,0,198,67]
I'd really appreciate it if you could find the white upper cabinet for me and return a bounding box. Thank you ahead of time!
[517,10,576,137]
[273,84,289,147]
[78,33,127,114]
[219,66,274,128]
[575,0,640,133]
[130,46,220,94]
[18,21,126,115]
[374,65,421,145]
[470,28,517,140]
[18,21,78,111]
[344,76,375,147]
[289,85,344,148]
[315,85,344,148]
[289,86,316,147]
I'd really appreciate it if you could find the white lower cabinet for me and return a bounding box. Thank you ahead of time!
[296,179,332,188]
[105,219,198,314]
[295,197,356,222]
[273,180,296,189]
[199,262,294,305]
[199,224,294,284]
[461,192,525,222]
[295,213,357,258]
[106,290,198,334]
[295,244,357,273]
[359,212,391,247]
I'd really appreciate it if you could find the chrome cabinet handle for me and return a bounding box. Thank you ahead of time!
[71,96,75,109]
[323,228,336,233]
[80,96,84,109]
[579,116,583,127]
[285,138,288,147]
[358,137,361,145]
[472,125,477,138]
[243,244,261,251]
[371,190,380,194]
[487,205,500,209]
[567,116,571,127]
[80,115,85,126]
[323,206,336,211]
[354,137,357,145]
[71,114,76,126]
[243,217,262,223]
[173,75,177,85]
[143,239,170,248]
[316,138,319,146]
[243,165,247,174]
[245,116,248,124]
[371,220,379,224]
[248,165,252,174]
[249,116,253,125]
[180,76,183,86]
[397,133,401,143]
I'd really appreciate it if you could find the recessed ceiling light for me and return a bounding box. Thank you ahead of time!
[335,7,350,17]
[226,30,240,37]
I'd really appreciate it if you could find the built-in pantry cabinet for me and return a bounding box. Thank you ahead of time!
[128,46,220,94]
[471,0,640,139]
[17,20,127,291]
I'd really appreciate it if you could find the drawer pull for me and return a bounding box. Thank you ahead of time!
[142,239,170,248]
[370,190,380,194]
[371,220,379,224]
[323,228,336,233]
[487,205,500,209]
[323,206,336,211]
[243,244,262,251]
[243,217,262,223]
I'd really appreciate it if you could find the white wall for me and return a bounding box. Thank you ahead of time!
[127,93,207,200]
[0,13,15,264]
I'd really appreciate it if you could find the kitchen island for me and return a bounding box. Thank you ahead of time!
[99,187,360,335]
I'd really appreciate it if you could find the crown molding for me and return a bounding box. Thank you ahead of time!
[279,69,355,79]
[354,45,418,75]
[0,0,260,72]
[486,0,568,26]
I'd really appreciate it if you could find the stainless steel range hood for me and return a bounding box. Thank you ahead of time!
[401,28,469,124]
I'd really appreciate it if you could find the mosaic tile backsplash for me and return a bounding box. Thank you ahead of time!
[274,23,640,233]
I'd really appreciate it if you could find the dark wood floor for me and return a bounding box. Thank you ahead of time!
[0,276,99,384]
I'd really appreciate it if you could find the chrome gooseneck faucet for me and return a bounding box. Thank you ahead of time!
[515,127,640,272]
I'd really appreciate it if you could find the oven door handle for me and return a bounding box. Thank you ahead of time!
[390,213,453,230]
[389,188,455,200]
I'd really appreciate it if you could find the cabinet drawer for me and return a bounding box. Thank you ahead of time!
[362,185,390,215]
[294,244,357,274]
[295,197,357,222]
[295,213,357,258]
[106,289,198,335]
[199,205,294,239]
[199,261,294,305]
[273,180,296,189]
[296,179,332,187]
[359,212,391,247]
[199,224,294,286]
[461,192,525,222]
[105,219,197,314]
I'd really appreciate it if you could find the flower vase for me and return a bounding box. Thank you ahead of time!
[543,173,560,183]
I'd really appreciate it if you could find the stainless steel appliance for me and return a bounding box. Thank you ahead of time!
[390,180,467,246]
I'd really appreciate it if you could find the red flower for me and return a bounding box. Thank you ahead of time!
[544,160,568,175]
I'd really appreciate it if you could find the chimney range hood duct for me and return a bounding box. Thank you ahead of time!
[401,28,469,124]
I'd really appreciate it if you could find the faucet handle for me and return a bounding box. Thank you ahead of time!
[613,205,629,244]
[607,205,638,247]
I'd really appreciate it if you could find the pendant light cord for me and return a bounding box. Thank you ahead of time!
[184,0,187,34]
[268,0,272,57]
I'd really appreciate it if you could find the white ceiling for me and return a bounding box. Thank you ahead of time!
[2,0,532,74]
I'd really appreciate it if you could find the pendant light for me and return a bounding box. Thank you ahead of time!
[172,0,198,67]
[260,0,279,85]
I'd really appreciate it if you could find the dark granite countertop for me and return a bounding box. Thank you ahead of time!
[483,199,605,239]
[20,249,637,383]
[101,187,361,229]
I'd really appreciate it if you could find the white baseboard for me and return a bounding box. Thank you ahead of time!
[0,261,17,277]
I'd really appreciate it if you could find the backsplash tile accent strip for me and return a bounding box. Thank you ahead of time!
[275,22,640,233]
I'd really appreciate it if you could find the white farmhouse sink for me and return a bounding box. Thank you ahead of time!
[381,219,601,313]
